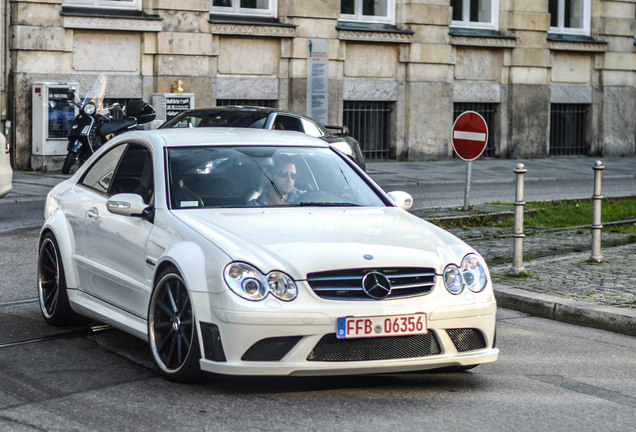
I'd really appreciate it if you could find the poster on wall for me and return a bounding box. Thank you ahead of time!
[307,38,329,124]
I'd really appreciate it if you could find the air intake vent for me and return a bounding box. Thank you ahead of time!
[241,336,302,361]
[447,328,487,352]
[307,333,441,362]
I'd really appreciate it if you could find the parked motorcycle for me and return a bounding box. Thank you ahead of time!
[62,75,156,174]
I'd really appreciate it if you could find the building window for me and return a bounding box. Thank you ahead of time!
[216,99,276,107]
[212,0,277,18]
[550,104,587,155]
[343,101,391,160]
[340,0,395,25]
[63,0,141,10]
[453,103,496,157]
[451,0,499,30]
[549,0,590,35]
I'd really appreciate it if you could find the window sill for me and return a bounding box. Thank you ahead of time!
[547,34,607,53]
[209,15,296,38]
[450,28,516,49]
[336,21,414,44]
[61,7,162,32]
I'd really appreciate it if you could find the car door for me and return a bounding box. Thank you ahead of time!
[81,143,155,318]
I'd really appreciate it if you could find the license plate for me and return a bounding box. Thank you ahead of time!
[336,313,427,339]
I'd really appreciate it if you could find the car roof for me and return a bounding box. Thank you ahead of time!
[179,106,291,116]
[127,127,330,149]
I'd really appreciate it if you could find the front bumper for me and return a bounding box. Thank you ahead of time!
[191,289,498,376]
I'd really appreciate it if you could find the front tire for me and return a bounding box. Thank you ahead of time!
[37,233,85,326]
[62,151,77,174]
[148,268,202,382]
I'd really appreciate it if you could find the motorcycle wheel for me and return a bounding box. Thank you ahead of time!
[62,152,78,174]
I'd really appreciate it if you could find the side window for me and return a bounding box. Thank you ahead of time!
[109,145,154,204]
[79,144,128,195]
[301,119,324,137]
[273,115,303,132]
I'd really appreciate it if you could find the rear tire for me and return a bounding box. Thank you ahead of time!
[37,233,86,326]
[62,151,77,174]
[148,267,202,382]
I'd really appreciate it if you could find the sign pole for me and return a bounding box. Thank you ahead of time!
[464,160,472,210]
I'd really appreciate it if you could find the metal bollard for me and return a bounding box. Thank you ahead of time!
[509,163,527,275]
[590,160,604,262]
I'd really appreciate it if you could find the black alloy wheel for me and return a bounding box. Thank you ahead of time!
[37,233,84,325]
[148,268,202,382]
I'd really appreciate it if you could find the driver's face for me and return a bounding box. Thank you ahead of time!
[273,162,296,195]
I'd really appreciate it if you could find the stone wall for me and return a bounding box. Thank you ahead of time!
[5,0,636,169]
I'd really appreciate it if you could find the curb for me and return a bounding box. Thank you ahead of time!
[494,284,636,337]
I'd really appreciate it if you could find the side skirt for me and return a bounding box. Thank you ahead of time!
[68,289,148,341]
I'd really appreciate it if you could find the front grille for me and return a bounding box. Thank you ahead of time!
[306,267,436,300]
[307,333,441,362]
[241,336,302,361]
[447,328,487,352]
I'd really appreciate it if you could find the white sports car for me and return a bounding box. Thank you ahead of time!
[38,128,498,381]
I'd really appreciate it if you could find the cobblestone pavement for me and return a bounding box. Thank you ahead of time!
[415,203,636,310]
[446,221,636,310]
[488,243,636,309]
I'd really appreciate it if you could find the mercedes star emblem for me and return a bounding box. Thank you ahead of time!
[361,272,392,300]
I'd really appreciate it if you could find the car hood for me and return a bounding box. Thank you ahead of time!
[174,207,474,279]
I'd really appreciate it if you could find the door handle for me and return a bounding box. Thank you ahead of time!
[87,207,99,220]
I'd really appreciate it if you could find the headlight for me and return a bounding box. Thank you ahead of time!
[268,272,297,301]
[443,265,463,294]
[331,141,353,156]
[83,103,96,115]
[443,253,488,295]
[462,254,488,293]
[224,262,297,301]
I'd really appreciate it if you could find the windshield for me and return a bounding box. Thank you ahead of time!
[161,110,269,129]
[81,74,108,115]
[167,146,385,209]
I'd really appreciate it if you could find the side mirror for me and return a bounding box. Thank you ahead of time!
[387,191,413,211]
[107,193,148,218]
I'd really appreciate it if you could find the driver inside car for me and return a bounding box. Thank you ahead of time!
[255,156,304,205]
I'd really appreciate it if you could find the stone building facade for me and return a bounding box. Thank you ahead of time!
[4,0,636,170]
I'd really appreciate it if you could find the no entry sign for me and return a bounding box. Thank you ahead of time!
[451,111,488,161]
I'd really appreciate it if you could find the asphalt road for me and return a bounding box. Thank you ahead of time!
[1,159,635,430]
[1,296,635,431]
[1,211,635,431]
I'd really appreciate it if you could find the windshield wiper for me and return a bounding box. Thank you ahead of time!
[294,202,361,207]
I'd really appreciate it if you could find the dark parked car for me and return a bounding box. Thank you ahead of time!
[159,106,366,170]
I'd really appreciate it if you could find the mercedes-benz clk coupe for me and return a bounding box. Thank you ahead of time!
[38,128,498,381]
